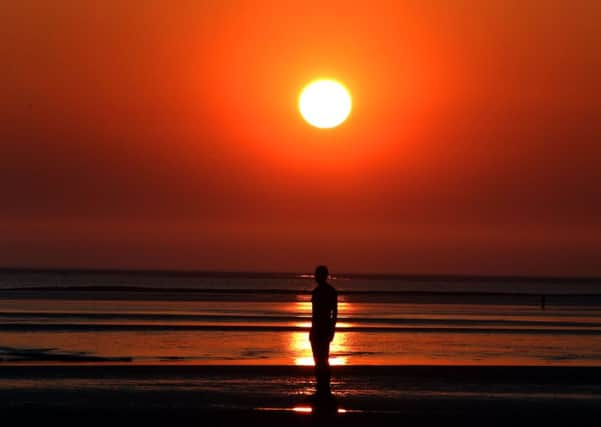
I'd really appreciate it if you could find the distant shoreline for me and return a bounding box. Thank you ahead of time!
[0,267,599,283]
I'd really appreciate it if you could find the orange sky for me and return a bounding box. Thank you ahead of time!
[1,1,600,275]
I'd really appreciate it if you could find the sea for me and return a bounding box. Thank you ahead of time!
[1,269,600,367]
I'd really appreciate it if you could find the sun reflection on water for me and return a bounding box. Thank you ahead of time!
[289,300,350,366]
[291,406,348,414]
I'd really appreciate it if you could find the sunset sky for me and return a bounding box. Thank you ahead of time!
[1,1,600,275]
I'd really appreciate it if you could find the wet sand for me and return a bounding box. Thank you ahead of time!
[2,365,601,425]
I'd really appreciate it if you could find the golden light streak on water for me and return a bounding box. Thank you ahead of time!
[290,331,348,366]
[290,300,351,365]
[291,406,348,414]
[295,321,353,329]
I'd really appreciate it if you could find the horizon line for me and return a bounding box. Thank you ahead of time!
[0,266,599,282]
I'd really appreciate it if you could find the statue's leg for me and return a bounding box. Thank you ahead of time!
[311,339,331,395]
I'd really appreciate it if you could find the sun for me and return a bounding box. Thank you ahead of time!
[298,79,352,129]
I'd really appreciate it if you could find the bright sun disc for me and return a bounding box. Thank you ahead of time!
[299,79,352,129]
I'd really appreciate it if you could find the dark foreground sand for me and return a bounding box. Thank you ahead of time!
[2,365,601,426]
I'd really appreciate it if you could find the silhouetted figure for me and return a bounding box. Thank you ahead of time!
[310,265,338,397]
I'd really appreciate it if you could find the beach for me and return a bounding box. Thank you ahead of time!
[2,365,601,425]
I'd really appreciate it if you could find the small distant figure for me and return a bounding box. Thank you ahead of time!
[310,265,338,396]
